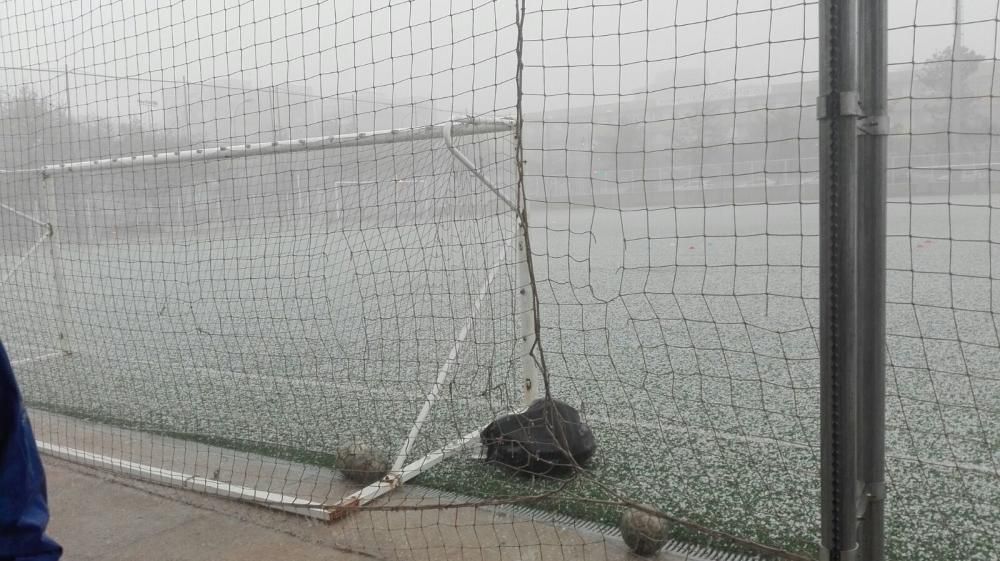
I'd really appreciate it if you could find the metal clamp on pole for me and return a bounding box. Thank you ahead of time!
[865,481,887,502]
[816,92,863,120]
[819,543,859,561]
[858,114,890,136]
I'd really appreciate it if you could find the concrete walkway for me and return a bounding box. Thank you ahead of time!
[33,408,701,561]
[44,457,377,561]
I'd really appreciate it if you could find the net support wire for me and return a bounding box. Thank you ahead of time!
[328,116,540,518]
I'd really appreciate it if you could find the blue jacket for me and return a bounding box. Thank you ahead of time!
[0,342,62,561]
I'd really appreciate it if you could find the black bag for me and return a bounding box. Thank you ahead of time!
[480,398,596,475]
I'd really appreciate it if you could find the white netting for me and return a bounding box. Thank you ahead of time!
[0,1,997,561]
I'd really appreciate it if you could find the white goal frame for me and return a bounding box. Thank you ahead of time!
[7,116,541,521]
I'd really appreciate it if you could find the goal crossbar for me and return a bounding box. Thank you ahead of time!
[30,116,515,176]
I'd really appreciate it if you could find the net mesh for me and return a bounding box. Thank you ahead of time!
[0,1,998,560]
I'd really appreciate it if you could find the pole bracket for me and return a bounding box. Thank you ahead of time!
[856,479,887,517]
[816,92,862,120]
[858,114,890,135]
[864,480,886,501]
[820,543,859,561]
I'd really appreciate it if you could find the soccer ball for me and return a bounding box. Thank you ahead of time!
[335,444,391,484]
[619,506,671,556]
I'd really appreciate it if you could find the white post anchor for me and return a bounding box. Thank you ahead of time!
[516,220,540,406]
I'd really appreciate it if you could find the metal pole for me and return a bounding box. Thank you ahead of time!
[818,0,860,558]
[857,0,888,558]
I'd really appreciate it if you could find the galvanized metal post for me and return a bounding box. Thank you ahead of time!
[857,0,888,558]
[818,0,860,558]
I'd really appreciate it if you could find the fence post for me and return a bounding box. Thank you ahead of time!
[857,0,888,558]
[818,0,860,559]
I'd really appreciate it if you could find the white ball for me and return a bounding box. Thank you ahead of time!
[619,506,671,556]
[335,444,390,484]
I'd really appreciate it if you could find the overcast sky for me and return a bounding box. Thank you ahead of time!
[0,0,996,121]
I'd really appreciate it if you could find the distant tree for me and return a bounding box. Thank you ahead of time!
[0,87,199,235]
[915,44,986,97]
[0,88,71,169]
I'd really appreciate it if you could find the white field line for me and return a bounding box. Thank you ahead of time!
[586,414,999,476]
[34,357,996,478]
[0,202,48,227]
[36,440,331,520]
[10,351,64,367]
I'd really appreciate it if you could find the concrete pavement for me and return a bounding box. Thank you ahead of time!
[44,457,377,561]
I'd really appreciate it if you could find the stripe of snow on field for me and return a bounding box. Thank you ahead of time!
[585,414,999,476]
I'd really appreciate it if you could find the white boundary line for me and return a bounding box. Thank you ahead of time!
[10,351,64,367]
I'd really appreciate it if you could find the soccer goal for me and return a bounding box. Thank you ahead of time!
[4,116,541,518]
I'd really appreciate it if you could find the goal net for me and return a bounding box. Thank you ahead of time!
[2,1,998,561]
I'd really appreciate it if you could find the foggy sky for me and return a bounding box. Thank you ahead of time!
[0,0,995,122]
